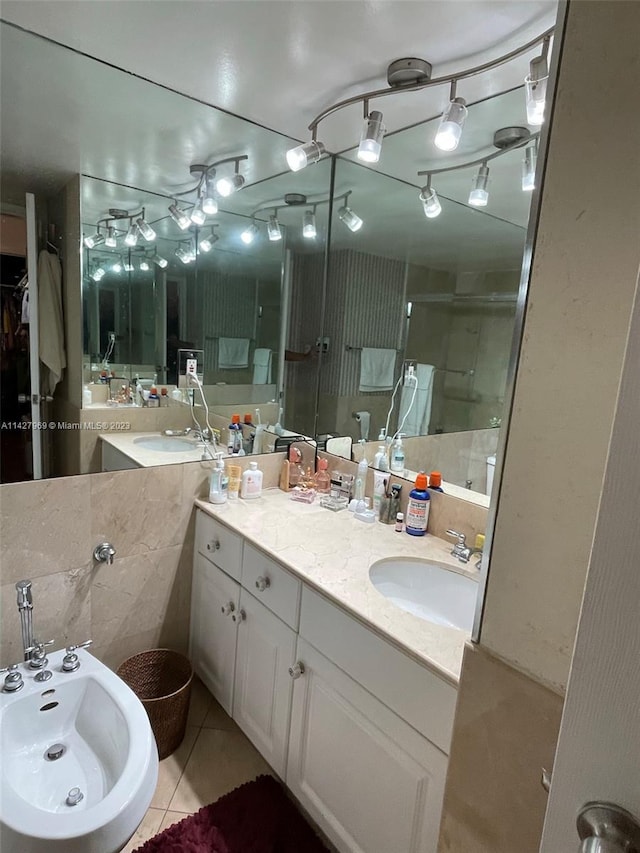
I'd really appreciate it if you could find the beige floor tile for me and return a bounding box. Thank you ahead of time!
[150,725,199,810]
[121,807,164,853]
[158,811,192,833]
[187,676,213,727]
[202,696,239,731]
[169,727,272,813]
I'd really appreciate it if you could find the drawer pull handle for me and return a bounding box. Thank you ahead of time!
[221,601,235,616]
[288,662,305,680]
[255,576,271,592]
[207,539,221,552]
[232,609,246,623]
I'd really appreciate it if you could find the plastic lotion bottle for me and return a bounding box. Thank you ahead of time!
[373,445,389,471]
[241,461,263,499]
[209,458,229,505]
[406,471,430,536]
[390,436,405,473]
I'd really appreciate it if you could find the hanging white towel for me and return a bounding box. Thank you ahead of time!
[252,348,272,384]
[398,364,435,436]
[218,337,250,369]
[358,347,396,392]
[38,250,66,396]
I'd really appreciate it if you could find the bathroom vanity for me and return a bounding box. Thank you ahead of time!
[190,493,476,853]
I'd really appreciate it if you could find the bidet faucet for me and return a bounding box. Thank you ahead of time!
[16,580,34,661]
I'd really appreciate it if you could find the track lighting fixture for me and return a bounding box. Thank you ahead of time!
[139,259,150,271]
[111,260,122,274]
[267,213,282,242]
[199,227,219,253]
[105,226,117,248]
[419,178,442,219]
[294,28,552,168]
[241,221,259,245]
[522,141,537,191]
[302,208,317,239]
[123,259,134,272]
[338,194,363,232]
[136,213,156,242]
[91,263,106,281]
[435,81,468,152]
[124,221,139,247]
[168,202,191,231]
[357,109,385,163]
[468,163,490,207]
[216,173,245,197]
[286,140,326,173]
[525,38,550,126]
[152,253,168,269]
[84,230,105,249]
[175,245,192,264]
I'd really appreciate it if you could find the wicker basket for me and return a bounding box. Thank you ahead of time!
[117,649,193,760]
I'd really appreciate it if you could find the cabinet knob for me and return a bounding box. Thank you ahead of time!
[288,662,305,679]
[207,539,221,552]
[255,575,271,592]
[221,601,235,616]
[232,609,246,623]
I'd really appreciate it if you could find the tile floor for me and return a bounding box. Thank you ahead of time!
[123,677,273,852]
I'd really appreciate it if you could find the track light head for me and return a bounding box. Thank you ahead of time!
[199,229,219,253]
[435,97,468,152]
[105,226,117,248]
[136,215,156,242]
[419,184,442,219]
[241,222,259,245]
[525,54,549,126]
[522,142,537,191]
[168,203,191,231]
[124,223,140,247]
[139,259,150,271]
[84,231,105,249]
[469,164,490,207]
[302,209,317,239]
[338,202,363,233]
[153,253,168,269]
[190,200,207,226]
[267,214,282,242]
[286,140,326,172]
[202,177,219,215]
[357,110,385,164]
[216,173,245,197]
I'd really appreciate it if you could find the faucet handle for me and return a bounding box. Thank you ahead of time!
[26,639,54,654]
[0,663,20,674]
[1,663,24,692]
[65,640,93,653]
[446,529,466,544]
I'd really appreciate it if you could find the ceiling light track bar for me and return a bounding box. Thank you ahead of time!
[249,189,352,219]
[417,131,539,178]
[307,27,554,135]
[174,154,249,198]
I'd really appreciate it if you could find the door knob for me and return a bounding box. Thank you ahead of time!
[577,802,640,852]
[255,576,270,592]
[288,662,305,679]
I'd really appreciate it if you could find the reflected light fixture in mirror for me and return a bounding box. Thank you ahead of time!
[168,202,191,230]
[337,192,363,232]
[525,38,551,126]
[241,221,259,245]
[469,163,490,207]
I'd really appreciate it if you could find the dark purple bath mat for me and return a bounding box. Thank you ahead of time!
[135,774,330,853]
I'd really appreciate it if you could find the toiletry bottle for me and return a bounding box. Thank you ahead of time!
[390,435,405,474]
[279,455,290,491]
[288,447,303,488]
[395,512,404,532]
[160,387,168,406]
[373,444,389,471]
[148,386,160,408]
[406,472,430,536]
[372,471,387,514]
[227,414,242,454]
[83,384,92,406]
[209,458,229,505]
[428,471,444,492]
[242,413,255,454]
[354,456,368,502]
[226,463,241,500]
[171,387,183,401]
[314,458,331,494]
[241,460,263,499]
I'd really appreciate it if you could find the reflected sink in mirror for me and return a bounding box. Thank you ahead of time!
[132,436,197,453]
[369,557,478,632]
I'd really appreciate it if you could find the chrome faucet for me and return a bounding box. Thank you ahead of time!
[15,580,34,661]
[446,529,482,567]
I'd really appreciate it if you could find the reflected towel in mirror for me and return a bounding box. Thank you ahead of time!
[219,337,250,369]
[358,347,396,392]
[252,348,272,383]
[398,364,435,436]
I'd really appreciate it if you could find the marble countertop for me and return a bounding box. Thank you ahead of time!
[195,490,479,686]
[101,432,209,467]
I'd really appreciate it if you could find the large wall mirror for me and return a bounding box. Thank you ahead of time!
[0,18,546,498]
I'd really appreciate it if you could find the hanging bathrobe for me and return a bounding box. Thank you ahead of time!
[38,249,66,395]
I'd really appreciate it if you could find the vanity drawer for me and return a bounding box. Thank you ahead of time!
[299,586,457,754]
[196,510,243,581]
[241,543,301,630]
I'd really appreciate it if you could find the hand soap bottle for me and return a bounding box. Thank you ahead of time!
[373,445,388,471]
[209,456,229,505]
[241,461,263,499]
[406,471,430,536]
[390,435,405,474]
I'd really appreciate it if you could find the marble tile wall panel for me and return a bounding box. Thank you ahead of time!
[438,643,563,853]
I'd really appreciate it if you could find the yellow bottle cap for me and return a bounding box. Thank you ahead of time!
[475,533,485,550]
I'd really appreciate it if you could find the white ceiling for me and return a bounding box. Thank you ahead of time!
[1,0,557,148]
[1,1,558,272]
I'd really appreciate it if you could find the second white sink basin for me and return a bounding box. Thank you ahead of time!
[133,436,197,452]
[369,558,478,632]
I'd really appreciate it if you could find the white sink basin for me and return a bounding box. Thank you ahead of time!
[369,557,478,632]
[133,436,196,452]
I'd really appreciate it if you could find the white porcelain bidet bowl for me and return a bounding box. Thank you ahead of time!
[369,557,478,631]
[0,647,158,853]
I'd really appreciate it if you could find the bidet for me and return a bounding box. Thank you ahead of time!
[0,646,158,853]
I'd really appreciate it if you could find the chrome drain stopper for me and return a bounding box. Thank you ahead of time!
[66,787,84,806]
[45,743,65,761]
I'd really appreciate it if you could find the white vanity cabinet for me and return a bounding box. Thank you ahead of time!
[190,509,455,853]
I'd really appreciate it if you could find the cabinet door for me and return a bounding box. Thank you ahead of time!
[287,639,448,853]
[189,553,240,715]
[232,589,297,777]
